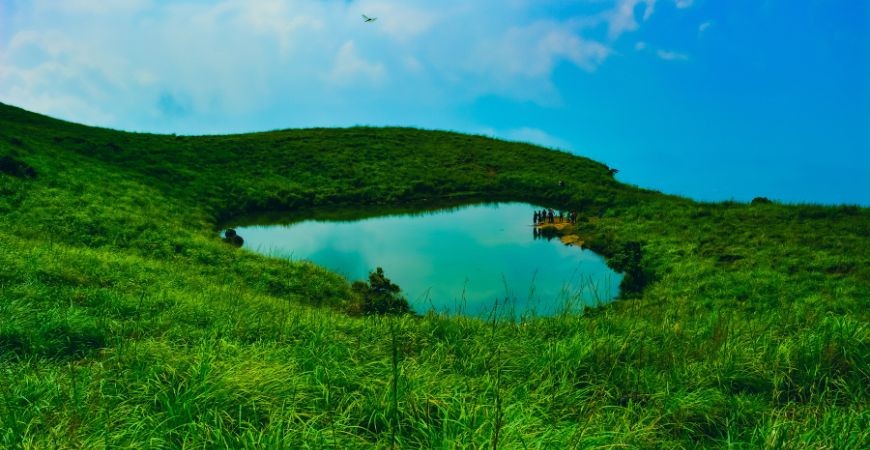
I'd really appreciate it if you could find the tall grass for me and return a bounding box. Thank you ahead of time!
[0,102,867,447]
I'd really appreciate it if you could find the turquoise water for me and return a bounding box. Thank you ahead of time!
[235,202,622,316]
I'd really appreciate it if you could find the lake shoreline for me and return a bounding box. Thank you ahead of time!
[534,220,584,247]
[237,203,621,315]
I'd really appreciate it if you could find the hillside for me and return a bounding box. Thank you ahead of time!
[1,102,867,448]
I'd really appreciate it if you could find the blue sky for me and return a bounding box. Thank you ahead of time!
[1,0,867,204]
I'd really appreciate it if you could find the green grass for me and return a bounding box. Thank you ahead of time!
[1,101,867,448]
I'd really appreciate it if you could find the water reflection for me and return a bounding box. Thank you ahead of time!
[234,202,622,317]
[532,226,560,241]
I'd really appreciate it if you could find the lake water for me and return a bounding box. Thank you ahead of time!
[234,202,622,317]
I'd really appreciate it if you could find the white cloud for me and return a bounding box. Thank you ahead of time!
[229,0,326,53]
[329,41,387,86]
[464,20,610,105]
[607,0,657,39]
[634,40,689,62]
[478,126,571,150]
[402,56,424,73]
[475,21,610,78]
[360,1,441,42]
[0,0,672,133]
[674,0,694,9]
[505,127,571,150]
[0,64,118,126]
[699,21,712,33]
[33,0,153,16]
[656,49,689,61]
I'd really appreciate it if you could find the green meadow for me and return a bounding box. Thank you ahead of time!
[0,102,867,448]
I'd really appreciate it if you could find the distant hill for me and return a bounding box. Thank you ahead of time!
[0,101,640,223]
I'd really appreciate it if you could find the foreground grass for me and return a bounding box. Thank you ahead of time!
[1,102,867,448]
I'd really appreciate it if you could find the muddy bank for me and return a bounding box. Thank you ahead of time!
[534,221,583,246]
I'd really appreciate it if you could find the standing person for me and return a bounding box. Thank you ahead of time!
[558,211,564,223]
[533,211,538,224]
[548,209,554,224]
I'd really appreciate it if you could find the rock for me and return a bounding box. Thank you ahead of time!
[223,229,244,247]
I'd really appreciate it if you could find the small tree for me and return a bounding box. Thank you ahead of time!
[351,267,411,315]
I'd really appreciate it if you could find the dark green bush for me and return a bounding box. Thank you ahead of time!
[0,154,36,178]
[608,241,650,295]
[350,267,411,316]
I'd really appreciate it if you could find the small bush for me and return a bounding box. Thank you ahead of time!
[350,267,411,315]
[0,154,36,178]
[608,241,650,295]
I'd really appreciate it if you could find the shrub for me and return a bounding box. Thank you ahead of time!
[0,154,36,178]
[608,241,650,295]
[350,267,411,315]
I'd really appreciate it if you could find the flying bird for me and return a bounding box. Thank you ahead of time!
[362,14,377,23]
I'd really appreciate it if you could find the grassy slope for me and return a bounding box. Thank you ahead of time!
[1,102,867,448]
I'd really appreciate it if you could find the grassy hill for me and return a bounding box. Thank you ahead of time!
[0,102,867,448]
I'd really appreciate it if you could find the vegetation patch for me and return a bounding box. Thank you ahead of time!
[0,153,36,178]
[0,102,867,448]
[350,267,412,316]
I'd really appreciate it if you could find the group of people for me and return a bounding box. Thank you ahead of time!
[533,208,578,225]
